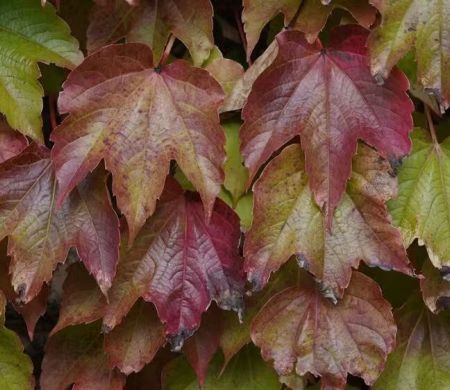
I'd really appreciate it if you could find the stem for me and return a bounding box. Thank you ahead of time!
[287,0,306,29]
[158,34,176,68]
[425,104,438,144]
[234,7,252,65]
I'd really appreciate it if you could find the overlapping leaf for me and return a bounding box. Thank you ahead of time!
[389,128,450,271]
[241,26,413,226]
[0,120,28,164]
[88,0,214,65]
[242,0,377,59]
[103,179,244,348]
[41,322,125,390]
[252,272,396,389]
[0,145,119,302]
[51,43,225,241]
[0,0,82,142]
[420,260,450,313]
[245,143,413,295]
[375,294,450,389]
[369,0,450,109]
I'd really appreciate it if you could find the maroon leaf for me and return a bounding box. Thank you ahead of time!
[240,25,413,226]
[0,120,28,164]
[103,179,244,350]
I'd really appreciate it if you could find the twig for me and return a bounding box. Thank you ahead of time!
[49,95,58,131]
[158,34,176,68]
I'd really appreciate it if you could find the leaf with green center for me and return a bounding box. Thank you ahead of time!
[251,271,396,389]
[375,294,450,389]
[389,128,450,272]
[0,291,34,390]
[0,145,120,302]
[369,0,450,109]
[244,142,414,296]
[51,43,225,242]
[242,0,377,60]
[87,0,214,65]
[0,0,83,142]
[41,322,125,390]
[241,25,413,227]
[103,179,244,350]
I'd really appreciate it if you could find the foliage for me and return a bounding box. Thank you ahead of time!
[0,0,449,389]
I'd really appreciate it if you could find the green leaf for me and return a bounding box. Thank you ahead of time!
[0,0,83,142]
[389,128,450,270]
[223,120,248,205]
[162,345,280,390]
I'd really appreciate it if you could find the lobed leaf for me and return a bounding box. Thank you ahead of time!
[0,119,28,164]
[244,143,414,296]
[51,43,225,241]
[241,25,413,227]
[0,145,120,302]
[252,272,396,388]
[103,179,244,349]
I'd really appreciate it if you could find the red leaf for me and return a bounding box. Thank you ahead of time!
[240,25,413,226]
[103,179,244,349]
[51,43,225,241]
[251,271,396,388]
[0,145,119,302]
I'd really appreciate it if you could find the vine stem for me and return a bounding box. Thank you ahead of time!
[158,34,176,68]
[425,104,438,145]
[234,7,252,65]
[49,95,58,131]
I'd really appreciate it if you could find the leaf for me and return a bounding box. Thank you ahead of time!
[222,40,279,113]
[205,58,244,100]
[0,239,48,340]
[223,120,248,205]
[375,294,450,389]
[103,179,244,349]
[87,0,214,65]
[242,0,377,59]
[240,25,413,227]
[0,291,34,390]
[420,259,450,314]
[183,308,222,386]
[244,142,414,296]
[41,322,125,390]
[105,300,165,375]
[0,120,28,164]
[51,43,225,242]
[251,271,396,389]
[162,345,280,390]
[369,0,450,109]
[51,263,106,335]
[0,0,83,142]
[0,145,120,302]
[389,128,450,272]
